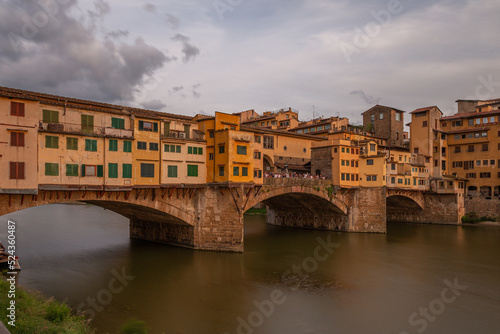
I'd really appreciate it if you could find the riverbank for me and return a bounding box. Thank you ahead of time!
[0,278,93,334]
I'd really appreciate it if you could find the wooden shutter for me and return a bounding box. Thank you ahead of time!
[97,165,103,177]
[153,122,158,132]
[81,164,86,177]
[18,162,25,179]
[10,162,16,179]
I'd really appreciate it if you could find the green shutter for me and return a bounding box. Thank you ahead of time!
[66,164,78,176]
[153,122,158,132]
[187,165,198,177]
[112,118,125,129]
[233,167,239,176]
[168,165,178,178]
[237,146,247,155]
[43,110,59,123]
[45,163,59,176]
[139,120,144,130]
[198,147,203,155]
[176,145,181,153]
[81,165,86,177]
[188,147,193,154]
[45,136,59,149]
[97,165,103,177]
[108,163,118,178]
[81,115,94,134]
[123,164,132,178]
[242,167,248,176]
[164,144,169,152]
[109,139,118,151]
[123,141,132,152]
[66,137,78,150]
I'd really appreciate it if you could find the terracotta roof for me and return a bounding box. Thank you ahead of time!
[441,108,500,120]
[410,106,441,114]
[240,125,325,140]
[0,86,193,121]
[361,104,407,115]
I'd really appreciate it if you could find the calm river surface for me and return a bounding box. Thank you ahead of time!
[1,203,500,334]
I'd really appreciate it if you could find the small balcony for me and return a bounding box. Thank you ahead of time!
[39,122,133,138]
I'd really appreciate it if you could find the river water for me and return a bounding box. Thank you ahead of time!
[1,203,499,334]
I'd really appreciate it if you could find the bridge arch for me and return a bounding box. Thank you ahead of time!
[0,190,196,227]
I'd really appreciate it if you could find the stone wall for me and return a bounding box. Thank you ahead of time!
[346,187,386,233]
[266,207,348,230]
[130,219,195,248]
[465,197,500,220]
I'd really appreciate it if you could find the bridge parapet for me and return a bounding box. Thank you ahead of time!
[263,178,333,187]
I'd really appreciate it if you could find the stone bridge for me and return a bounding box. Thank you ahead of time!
[0,180,464,252]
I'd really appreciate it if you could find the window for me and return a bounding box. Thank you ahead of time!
[81,165,103,177]
[209,131,214,138]
[372,175,377,181]
[490,159,495,165]
[475,118,480,125]
[139,120,158,132]
[476,160,481,167]
[219,166,224,176]
[187,164,198,177]
[480,173,491,178]
[422,121,428,127]
[81,114,94,134]
[45,163,59,176]
[442,160,446,171]
[468,119,474,126]
[123,141,132,152]
[149,143,159,151]
[254,152,261,159]
[219,145,225,154]
[341,173,345,181]
[137,141,147,150]
[263,136,274,149]
[466,173,476,178]
[398,178,403,184]
[165,144,181,153]
[123,164,132,179]
[414,148,419,154]
[346,174,350,181]
[43,109,59,123]
[140,163,155,178]
[9,162,25,180]
[452,121,462,127]
[346,148,350,153]
[10,132,25,147]
[482,144,489,152]
[391,177,395,183]
[111,118,125,129]
[468,145,474,152]
[242,167,248,176]
[481,132,487,137]
[85,139,97,152]
[167,165,178,178]
[108,163,118,178]
[209,153,214,160]
[370,114,375,122]
[395,113,401,121]
[66,164,78,176]
[45,135,59,149]
[184,125,191,139]
[391,163,396,170]
[367,175,371,181]
[233,166,239,176]
[367,159,374,165]
[237,145,247,155]
[67,137,78,150]
[370,144,376,151]
[454,146,461,153]
[483,160,488,166]
[379,113,384,120]
[109,139,118,151]
[11,102,25,116]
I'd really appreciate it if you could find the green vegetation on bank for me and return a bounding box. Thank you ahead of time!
[0,278,93,334]
[461,213,497,224]
[244,207,267,215]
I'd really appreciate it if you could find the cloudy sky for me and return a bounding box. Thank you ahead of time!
[1,0,499,124]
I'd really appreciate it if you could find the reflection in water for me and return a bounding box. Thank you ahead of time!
[0,204,499,334]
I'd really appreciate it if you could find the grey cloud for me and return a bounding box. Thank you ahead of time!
[143,3,157,13]
[0,0,169,103]
[172,34,200,62]
[87,0,111,32]
[350,90,380,105]
[106,29,129,39]
[165,13,180,29]
[192,83,201,98]
[171,86,184,93]
[142,99,167,110]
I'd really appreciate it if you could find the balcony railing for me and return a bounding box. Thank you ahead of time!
[40,122,133,138]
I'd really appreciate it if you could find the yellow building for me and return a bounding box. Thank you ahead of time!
[0,90,39,194]
[442,99,500,197]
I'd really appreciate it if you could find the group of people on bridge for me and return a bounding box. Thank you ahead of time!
[264,172,326,179]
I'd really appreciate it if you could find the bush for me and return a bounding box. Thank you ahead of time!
[120,318,149,334]
[45,301,71,324]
